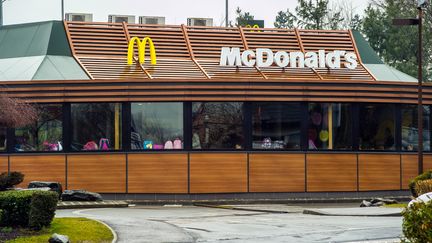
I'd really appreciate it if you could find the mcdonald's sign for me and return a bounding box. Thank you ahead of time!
[245,24,261,32]
[127,37,157,65]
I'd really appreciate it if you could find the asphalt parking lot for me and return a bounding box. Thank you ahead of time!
[56,204,402,243]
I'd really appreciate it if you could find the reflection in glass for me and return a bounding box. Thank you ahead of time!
[308,103,352,150]
[131,103,183,150]
[402,105,431,151]
[359,104,395,150]
[15,104,63,152]
[71,103,122,151]
[0,127,6,151]
[192,102,244,149]
[252,102,301,149]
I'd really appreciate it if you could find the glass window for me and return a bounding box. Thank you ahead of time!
[359,104,395,150]
[131,103,183,150]
[308,103,352,150]
[71,103,122,151]
[0,127,6,151]
[252,102,301,150]
[192,102,244,149]
[402,105,431,151]
[15,104,63,152]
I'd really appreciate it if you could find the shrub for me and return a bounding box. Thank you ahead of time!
[0,171,24,191]
[0,190,33,227]
[29,190,58,230]
[0,190,58,229]
[409,170,432,197]
[416,179,432,197]
[402,201,432,242]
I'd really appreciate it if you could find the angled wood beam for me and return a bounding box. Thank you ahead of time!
[121,21,153,79]
[181,24,211,79]
[63,21,94,80]
[294,28,323,80]
[238,26,268,79]
[348,29,377,81]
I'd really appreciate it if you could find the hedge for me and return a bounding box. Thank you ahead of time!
[0,190,58,230]
[402,201,432,242]
[0,172,24,191]
[408,170,432,197]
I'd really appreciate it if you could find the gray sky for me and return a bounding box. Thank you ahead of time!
[3,0,371,27]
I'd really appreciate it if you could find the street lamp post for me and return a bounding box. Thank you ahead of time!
[225,0,229,27]
[61,0,64,20]
[0,0,4,26]
[393,0,427,175]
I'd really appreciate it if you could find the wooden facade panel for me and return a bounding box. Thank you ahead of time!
[307,154,357,192]
[402,154,419,189]
[9,155,65,188]
[249,154,305,192]
[0,156,8,174]
[68,154,126,193]
[2,78,430,104]
[128,153,188,193]
[424,154,432,171]
[358,154,401,191]
[190,153,247,193]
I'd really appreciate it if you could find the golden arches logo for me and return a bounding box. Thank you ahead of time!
[127,37,157,65]
[245,24,261,32]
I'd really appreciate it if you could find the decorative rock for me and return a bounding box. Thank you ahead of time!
[28,181,63,197]
[360,198,398,207]
[61,190,103,201]
[48,233,70,243]
[360,200,372,207]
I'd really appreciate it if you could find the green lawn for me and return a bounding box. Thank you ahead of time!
[7,218,113,243]
[382,203,408,208]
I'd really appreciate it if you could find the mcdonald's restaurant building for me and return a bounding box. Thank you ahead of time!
[0,20,431,200]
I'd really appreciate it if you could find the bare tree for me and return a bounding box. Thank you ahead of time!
[0,93,38,128]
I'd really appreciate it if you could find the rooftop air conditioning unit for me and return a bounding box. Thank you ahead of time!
[187,18,213,27]
[139,16,165,25]
[65,13,93,22]
[108,15,135,24]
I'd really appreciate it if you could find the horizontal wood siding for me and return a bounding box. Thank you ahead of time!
[401,154,418,189]
[0,156,8,174]
[9,155,66,188]
[424,154,432,171]
[190,153,247,193]
[307,153,357,192]
[358,154,401,191]
[2,79,432,104]
[67,154,126,193]
[128,153,188,193]
[249,154,305,192]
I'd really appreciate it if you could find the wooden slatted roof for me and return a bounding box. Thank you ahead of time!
[64,21,376,81]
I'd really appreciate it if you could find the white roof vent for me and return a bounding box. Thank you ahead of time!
[139,16,165,25]
[108,15,135,24]
[65,13,93,22]
[187,18,213,27]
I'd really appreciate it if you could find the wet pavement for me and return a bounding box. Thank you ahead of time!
[56,204,402,243]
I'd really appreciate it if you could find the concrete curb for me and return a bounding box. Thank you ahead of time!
[126,196,411,206]
[91,218,118,243]
[57,200,129,209]
[72,209,118,243]
[302,209,402,217]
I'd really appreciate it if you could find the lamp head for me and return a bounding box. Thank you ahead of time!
[418,0,429,8]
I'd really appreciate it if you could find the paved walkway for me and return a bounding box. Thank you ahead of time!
[56,204,403,243]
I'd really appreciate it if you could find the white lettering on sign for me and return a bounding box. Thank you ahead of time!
[219,47,358,69]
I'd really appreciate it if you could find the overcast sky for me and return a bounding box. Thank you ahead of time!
[3,0,371,27]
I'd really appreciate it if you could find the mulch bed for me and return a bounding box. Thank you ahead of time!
[0,227,37,242]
